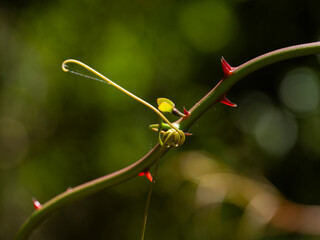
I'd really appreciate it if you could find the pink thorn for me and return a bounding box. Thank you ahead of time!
[185,132,193,136]
[220,95,237,107]
[183,107,191,118]
[221,57,234,77]
[32,198,42,210]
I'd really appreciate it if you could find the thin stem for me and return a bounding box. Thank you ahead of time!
[62,59,180,133]
[157,117,164,146]
[140,150,162,240]
[140,182,153,240]
[16,41,320,240]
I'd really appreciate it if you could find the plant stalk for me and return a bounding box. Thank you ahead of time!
[15,41,320,240]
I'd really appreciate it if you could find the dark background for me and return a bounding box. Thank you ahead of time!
[1,0,320,239]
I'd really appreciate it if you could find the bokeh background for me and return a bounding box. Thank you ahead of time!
[1,0,320,239]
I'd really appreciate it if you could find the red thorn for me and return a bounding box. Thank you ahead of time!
[185,132,193,136]
[145,172,153,182]
[138,171,153,182]
[32,198,42,210]
[220,95,237,107]
[183,107,191,118]
[221,57,234,77]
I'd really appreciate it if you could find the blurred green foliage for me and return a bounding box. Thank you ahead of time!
[1,0,320,239]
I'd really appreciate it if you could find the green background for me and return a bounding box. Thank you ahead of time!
[1,0,320,239]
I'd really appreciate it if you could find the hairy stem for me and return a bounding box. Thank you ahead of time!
[16,41,320,240]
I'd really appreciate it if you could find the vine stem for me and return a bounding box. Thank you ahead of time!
[15,41,320,240]
[62,59,181,134]
[178,41,320,130]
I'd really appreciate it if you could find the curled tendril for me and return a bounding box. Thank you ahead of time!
[62,59,186,149]
[149,122,186,148]
[161,128,185,148]
[62,59,181,134]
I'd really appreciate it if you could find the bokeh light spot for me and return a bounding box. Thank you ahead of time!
[179,151,218,180]
[254,107,297,156]
[235,91,273,134]
[279,68,319,115]
[179,1,236,52]
[235,91,297,156]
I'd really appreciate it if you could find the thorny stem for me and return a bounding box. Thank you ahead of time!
[16,41,320,240]
[178,41,320,130]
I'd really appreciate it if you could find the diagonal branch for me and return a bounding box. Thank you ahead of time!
[15,41,320,240]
